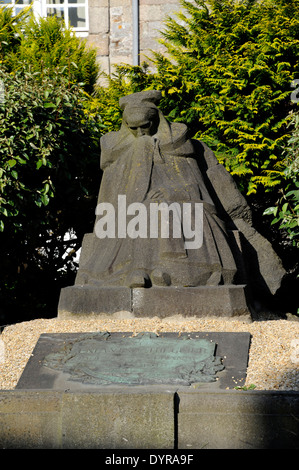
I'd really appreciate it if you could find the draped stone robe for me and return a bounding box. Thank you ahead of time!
[76,111,239,287]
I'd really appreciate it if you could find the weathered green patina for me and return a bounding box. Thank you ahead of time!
[43,332,224,386]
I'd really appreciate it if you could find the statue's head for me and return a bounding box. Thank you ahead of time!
[119,90,162,138]
[123,107,159,137]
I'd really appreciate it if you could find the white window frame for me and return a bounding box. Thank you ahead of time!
[0,0,89,36]
[41,0,89,35]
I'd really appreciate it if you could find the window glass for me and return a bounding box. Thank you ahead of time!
[45,0,88,29]
[47,0,64,4]
[46,7,64,19]
[68,5,85,28]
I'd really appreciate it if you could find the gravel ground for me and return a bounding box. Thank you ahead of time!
[1,313,299,391]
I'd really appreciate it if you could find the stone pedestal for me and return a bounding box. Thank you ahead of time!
[58,284,251,319]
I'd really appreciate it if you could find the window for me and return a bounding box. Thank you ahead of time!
[0,0,89,34]
[43,0,88,33]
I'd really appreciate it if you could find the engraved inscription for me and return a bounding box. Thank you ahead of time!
[43,332,224,386]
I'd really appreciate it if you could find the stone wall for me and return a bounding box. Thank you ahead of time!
[1,389,299,448]
[85,0,184,77]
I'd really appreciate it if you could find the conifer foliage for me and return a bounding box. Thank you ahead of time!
[15,15,98,94]
[0,6,98,93]
[147,0,299,195]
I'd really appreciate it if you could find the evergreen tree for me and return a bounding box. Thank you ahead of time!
[147,0,299,195]
[1,7,99,93]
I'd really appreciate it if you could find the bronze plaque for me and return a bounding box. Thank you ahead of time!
[43,332,224,386]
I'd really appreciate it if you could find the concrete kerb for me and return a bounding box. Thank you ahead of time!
[0,388,175,449]
[176,388,299,449]
[0,389,299,449]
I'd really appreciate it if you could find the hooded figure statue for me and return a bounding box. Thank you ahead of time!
[74,90,285,295]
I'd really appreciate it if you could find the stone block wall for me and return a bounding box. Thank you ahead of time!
[85,0,184,77]
[1,389,299,448]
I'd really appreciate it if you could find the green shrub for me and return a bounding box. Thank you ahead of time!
[0,67,100,231]
[1,9,99,93]
[0,5,28,66]
[263,110,299,248]
[146,0,299,195]
[0,8,101,321]
[0,67,101,321]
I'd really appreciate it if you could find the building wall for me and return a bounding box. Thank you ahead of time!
[85,0,184,77]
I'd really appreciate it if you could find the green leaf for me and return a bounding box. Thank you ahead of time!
[15,156,27,164]
[0,207,8,217]
[8,159,17,167]
[287,220,299,229]
[282,202,289,214]
[41,194,50,206]
[286,190,299,200]
[30,142,39,150]
[263,206,277,216]
[43,183,50,194]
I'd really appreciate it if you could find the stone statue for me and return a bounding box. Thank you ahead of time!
[58,90,286,318]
